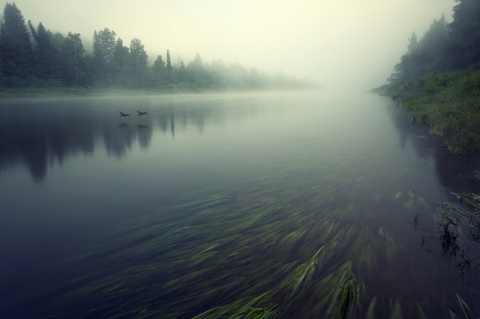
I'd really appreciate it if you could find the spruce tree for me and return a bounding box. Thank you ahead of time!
[0,2,33,78]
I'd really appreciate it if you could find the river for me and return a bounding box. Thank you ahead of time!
[0,91,479,318]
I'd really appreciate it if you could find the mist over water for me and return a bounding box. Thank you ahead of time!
[0,91,479,318]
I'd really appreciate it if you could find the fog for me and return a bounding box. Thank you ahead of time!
[1,0,454,90]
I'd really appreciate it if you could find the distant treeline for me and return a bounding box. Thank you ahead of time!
[376,0,480,155]
[0,2,314,91]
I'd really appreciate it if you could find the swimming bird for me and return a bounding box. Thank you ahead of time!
[119,111,130,117]
[137,110,148,116]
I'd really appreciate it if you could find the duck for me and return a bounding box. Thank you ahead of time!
[137,110,148,116]
[119,111,130,117]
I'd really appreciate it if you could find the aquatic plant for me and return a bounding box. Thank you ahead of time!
[16,182,480,319]
[192,293,278,319]
[376,226,396,262]
[336,277,360,319]
[391,191,403,201]
[449,292,472,319]
[439,213,461,257]
[282,246,325,298]
[390,298,403,319]
[365,297,377,319]
[404,190,417,211]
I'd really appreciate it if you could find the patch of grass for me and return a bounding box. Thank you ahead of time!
[378,69,480,155]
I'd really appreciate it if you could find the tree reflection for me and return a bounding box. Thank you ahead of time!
[0,95,259,182]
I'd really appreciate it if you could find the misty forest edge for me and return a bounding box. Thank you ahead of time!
[0,2,315,94]
[373,0,480,155]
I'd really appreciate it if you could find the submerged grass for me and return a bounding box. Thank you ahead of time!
[283,246,325,298]
[18,181,480,319]
[191,293,277,319]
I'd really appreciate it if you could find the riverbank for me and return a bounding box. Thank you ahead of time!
[373,69,480,155]
[0,85,216,98]
[0,85,319,99]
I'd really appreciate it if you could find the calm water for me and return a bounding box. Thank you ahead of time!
[0,91,479,318]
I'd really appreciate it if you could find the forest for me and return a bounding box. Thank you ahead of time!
[377,0,480,154]
[0,2,313,92]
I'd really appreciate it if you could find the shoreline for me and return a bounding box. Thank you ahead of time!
[0,86,319,98]
[372,69,480,155]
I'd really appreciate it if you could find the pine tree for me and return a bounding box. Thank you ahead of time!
[112,38,130,86]
[152,55,166,87]
[0,2,33,78]
[29,22,62,80]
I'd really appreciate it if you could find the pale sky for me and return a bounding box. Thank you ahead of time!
[1,0,454,90]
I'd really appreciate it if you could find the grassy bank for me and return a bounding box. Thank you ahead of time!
[373,69,480,155]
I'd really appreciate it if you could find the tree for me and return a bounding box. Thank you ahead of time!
[112,38,130,86]
[93,28,117,83]
[417,15,448,54]
[29,21,62,80]
[152,54,166,87]
[416,15,449,73]
[187,54,208,87]
[407,32,418,54]
[167,50,173,75]
[177,60,186,83]
[61,32,85,85]
[447,0,480,69]
[0,2,33,78]
[389,14,449,83]
[129,38,148,87]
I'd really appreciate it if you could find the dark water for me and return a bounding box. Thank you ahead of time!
[0,91,479,318]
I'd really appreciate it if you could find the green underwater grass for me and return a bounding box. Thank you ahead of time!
[20,179,480,319]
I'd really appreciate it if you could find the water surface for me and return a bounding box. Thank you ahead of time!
[0,91,479,318]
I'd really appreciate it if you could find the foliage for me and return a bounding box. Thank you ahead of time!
[0,2,33,77]
[382,70,480,154]
[388,15,449,83]
[0,3,314,91]
[380,0,480,155]
[389,0,480,84]
[447,0,480,70]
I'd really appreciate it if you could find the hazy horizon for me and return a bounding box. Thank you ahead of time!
[1,0,454,90]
